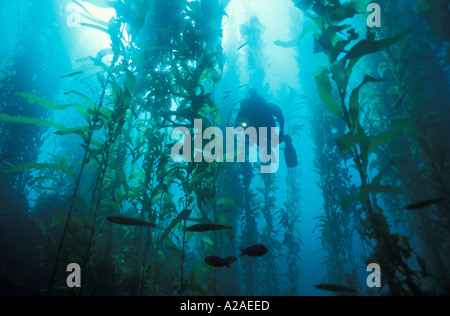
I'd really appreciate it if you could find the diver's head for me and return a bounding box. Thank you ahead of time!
[247,88,259,98]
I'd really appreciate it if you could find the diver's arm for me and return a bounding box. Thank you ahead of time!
[235,101,250,127]
[235,110,246,127]
[234,99,246,127]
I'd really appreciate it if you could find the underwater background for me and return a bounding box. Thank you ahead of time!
[0,0,449,296]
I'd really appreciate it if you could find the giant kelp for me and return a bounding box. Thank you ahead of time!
[0,0,448,296]
[0,0,228,296]
[290,0,430,295]
[371,1,450,293]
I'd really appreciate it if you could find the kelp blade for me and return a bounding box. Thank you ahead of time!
[0,162,77,180]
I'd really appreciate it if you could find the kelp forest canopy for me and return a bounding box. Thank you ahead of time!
[0,0,449,296]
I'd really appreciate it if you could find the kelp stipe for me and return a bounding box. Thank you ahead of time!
[280,88,303,295]
[260,172,280,294]
[118,0,227,295]
[81,22,136,294]
[234,16,266,295]
[240,162,257,294]
[47,17,126,296]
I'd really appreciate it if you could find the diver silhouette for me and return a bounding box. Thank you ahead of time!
[235,88,298,168]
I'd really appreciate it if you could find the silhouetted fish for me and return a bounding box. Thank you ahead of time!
[63,71,83,78]
[236,42,248,51]
[404,198,446,210]
[187,223,233,232]
[204,256,237,268]
[395,89,408,109]
[0,152,13,163]
[106,216,156,227]
[180,208,191,219]
[315,283,356,293]
[240,244,268,257]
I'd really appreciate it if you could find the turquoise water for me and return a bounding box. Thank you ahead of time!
[0,0,449,296]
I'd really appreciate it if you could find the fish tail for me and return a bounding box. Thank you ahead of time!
[239,248,245,257]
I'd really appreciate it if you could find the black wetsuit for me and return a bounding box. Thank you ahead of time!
[235,94,298,168]
[236,94,285,144]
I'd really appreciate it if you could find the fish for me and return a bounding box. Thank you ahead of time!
[180,208,192,219]
[274,39,297,48]
[0,152,13,163]
[187,223,233,232]
[0,75,8,84]
[204,255,237,268]
[0,70,9,83]
[315,283,357,293]
[395,88,409,109]
[236,42,248,51]
[63,71,83,78]
[240,244,268,257]
[105,216,156,227]
[404,198,446,210]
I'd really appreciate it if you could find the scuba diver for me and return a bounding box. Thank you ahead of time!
[235,88,298,168]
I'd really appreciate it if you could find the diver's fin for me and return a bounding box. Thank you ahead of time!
[284,135,298,168]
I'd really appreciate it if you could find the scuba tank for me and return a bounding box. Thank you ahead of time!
[283,135,298,168]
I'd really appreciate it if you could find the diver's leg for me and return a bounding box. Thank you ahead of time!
[259,127,280,166]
